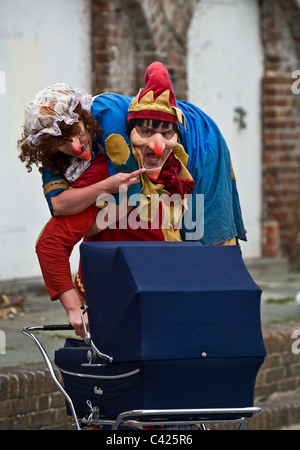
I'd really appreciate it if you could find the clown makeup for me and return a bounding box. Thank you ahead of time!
[57,120,91,161]
[130,121,178,175]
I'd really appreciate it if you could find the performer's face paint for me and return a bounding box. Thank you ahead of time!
[57,120,91,161]
[130,121,178,180]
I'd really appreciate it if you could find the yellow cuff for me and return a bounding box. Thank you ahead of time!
[216,237,237,246]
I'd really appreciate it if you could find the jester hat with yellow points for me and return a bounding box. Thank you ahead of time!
[127,61,185,127]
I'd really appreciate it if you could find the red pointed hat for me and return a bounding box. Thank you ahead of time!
[128,61,185,126]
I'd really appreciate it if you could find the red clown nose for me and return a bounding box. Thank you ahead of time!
[80,149,91,161]
[149,139,165,158]
[73,144,82,156]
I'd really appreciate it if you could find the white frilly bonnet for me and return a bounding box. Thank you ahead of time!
[24,83,93,146]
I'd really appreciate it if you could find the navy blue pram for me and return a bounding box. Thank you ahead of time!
[49,242,265,429]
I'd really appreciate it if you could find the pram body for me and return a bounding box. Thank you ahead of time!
[23,243,266,430]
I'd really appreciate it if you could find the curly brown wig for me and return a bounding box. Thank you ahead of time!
[18,105,102,174]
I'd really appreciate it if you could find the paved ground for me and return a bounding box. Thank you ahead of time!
[0,284,72,367]
[254,267,300,324]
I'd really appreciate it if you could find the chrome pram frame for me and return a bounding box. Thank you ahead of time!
[21,308,261,431]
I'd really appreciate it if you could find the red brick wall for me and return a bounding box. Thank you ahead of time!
[91,0,195,99]
[0,364,72,430]
[91,0,136,95]
[261,0,300,266]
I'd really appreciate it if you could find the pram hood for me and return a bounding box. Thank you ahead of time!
[80,242,266,363]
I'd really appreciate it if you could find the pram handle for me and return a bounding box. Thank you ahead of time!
[24,324,74,331]
[43,324,74,330]
[21,324,81,429]
[23,324,114,365]
[80,305,114,364]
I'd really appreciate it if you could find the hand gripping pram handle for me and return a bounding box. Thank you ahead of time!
[22,305,114,365]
